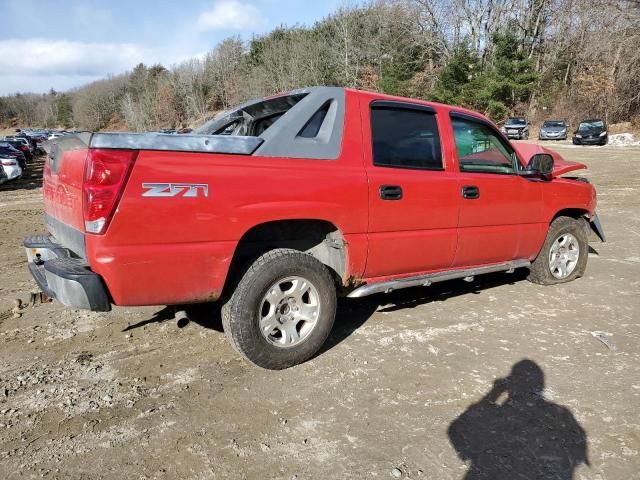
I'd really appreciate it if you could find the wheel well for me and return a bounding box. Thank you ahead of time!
[230,219,347,284]
[552,208,589,222]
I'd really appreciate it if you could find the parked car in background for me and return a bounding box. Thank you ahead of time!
[3,138,33,161]
[539,120,568,140]
[0,142,27,171]
[501,117,529,140]
[0,161,8,185]
[573,119,608,145]
[0,154,23,181]
[47,133,65,141]
[16,132,38,151]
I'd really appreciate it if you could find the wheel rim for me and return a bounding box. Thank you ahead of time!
[548,233,580,279]
[258,276,321,348]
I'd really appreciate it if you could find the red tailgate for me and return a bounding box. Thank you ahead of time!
[42,135,90,255]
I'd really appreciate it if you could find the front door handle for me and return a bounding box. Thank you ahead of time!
[379,185,403,200]
[462,185,480,199]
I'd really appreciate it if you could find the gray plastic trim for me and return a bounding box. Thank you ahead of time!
[90,133,263,155]
[44,270,92,310]
[45,214,86,259]
[44,133,90,174]
[347,259,531,298]
[254,87,346,160]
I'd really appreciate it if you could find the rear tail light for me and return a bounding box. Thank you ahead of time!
[83,149,137,234]
[20,146,28,151]
[1,160,17,166]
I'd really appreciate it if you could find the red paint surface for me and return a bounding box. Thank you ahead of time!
[43,89,597,306]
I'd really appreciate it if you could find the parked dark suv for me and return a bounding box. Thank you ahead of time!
[573,119,608,146]
[501,117,529,140]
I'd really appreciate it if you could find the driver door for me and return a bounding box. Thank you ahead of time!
[450,113,544,267]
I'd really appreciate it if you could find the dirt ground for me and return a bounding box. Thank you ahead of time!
[0,142,639,479]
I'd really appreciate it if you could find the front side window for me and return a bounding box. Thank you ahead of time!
[452,117,516,174]
[371,105,443,170]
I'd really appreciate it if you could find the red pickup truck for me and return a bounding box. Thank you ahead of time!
[25,87,605,369]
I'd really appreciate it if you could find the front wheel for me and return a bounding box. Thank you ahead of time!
[528,217,588,285]
[222,248,337,369]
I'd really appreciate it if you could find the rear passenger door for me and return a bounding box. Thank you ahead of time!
[363,100,460,278]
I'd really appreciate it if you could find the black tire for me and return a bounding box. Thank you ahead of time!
[221,248,337,369]
[572,139,580,145]
[527,216,589,285]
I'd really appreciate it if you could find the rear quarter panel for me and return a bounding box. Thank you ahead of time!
[87,92,368,306]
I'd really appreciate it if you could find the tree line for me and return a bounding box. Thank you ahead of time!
[1,0,638,131]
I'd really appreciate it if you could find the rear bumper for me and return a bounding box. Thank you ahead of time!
[3,165,22,180]
[24,235,111,311]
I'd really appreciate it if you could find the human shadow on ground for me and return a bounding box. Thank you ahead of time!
[448,359,589,480]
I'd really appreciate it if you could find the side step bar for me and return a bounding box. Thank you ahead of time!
[347,259,531,298]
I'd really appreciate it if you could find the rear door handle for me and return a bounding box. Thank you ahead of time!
[462,185,480,199]
[379,185,403,200]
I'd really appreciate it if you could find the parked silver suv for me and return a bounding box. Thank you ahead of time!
[500,117,529,140]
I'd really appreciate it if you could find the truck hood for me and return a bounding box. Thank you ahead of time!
[513,143,587,177]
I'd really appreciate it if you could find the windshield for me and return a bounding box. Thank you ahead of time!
[578,120,604,131]
[505,118,526,126]
[543,121,566,128]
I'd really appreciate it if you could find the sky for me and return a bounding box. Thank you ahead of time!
[0,0,341,95]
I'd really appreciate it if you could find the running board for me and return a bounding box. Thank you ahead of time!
[346,259,531,298]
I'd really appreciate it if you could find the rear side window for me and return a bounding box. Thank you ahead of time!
[371,105,442,170]
[298,102,330,138]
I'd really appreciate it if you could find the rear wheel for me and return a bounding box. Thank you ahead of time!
[528,216,588,285]
[222,248,337,369]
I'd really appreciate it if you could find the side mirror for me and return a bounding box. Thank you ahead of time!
[523,153,554,180]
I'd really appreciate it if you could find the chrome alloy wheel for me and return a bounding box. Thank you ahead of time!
[548,233,580,279]
[258,276,321,347]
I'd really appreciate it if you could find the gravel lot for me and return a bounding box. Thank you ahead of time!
[0,143,638,479]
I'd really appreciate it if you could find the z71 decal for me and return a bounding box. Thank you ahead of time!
[142,183,209,198]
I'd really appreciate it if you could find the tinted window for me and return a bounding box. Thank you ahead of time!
[452,117,516,174]
[298,102,330,138]
[371,106,442,170]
